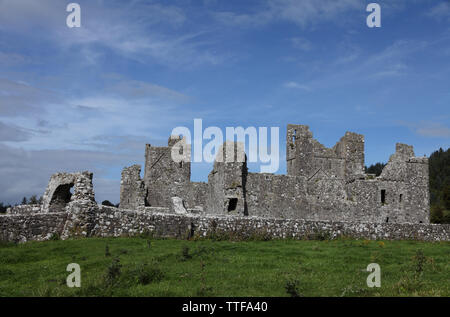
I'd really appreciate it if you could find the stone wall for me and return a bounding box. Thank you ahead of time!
[286,124,365,181]
[41,171,95,213]
[7,204,41,215]
[143,136,207,209]
[120,165,146,210]
[91,208,450,242]
[1,208,449,243]
[0,213,67,243]
[127,124,431,225]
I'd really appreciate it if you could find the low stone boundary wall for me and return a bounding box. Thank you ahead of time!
[0,212,67,243]
[7,204,41,215]
[91,207,450,242]
[1,207,449,243]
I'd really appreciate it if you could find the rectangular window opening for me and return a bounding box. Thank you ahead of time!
[381,190,386,204]
[227,198,238,212]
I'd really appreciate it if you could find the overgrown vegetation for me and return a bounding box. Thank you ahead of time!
[364,163,386,176]
[0,237,448,297]
[429,148,450,224]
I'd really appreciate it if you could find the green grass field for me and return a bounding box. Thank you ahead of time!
[0,237,448,297]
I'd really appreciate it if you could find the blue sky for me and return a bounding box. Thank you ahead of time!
[0,0,449,204]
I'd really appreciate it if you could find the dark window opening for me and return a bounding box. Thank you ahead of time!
[399,194,403,203]
[227,198,238,212]
[381,190,386,204]
[385,217,389,223]
[179,162,183,168]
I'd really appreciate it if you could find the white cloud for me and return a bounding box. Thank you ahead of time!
[283,81,311,91]
[290,37,313,51]
[416,123,450,138]
[213,0,361,28]
[0,0,225,68]
[426,2,450,21]
[399,121,450,139]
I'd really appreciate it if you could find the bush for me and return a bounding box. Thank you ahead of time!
[104,257,122,285]
[430,205,444,224]
[412,249,426,275]
[134,263,164,285]
[49,233,60,241]
[180,245,192,261]
[285,279,301,297]
[105,245,111,257]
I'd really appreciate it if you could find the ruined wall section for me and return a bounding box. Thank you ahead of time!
[377,143,429,223]
[7,205,41,215]
[344,144,429,224]
[60,172,98,239]
[87,209,450,242]
[0,213,67,243]
[41,171,95,213]
[206,142,247,216]
[144,136,191,207]
[287,125,364,182]
[245,173,310,219]
[120,165,146,210]
[144,136,206,209]
[333,132,365,181]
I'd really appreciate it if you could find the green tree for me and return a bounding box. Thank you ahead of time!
[442,185,450,210]
[430,205,443,224]
[102,200,115,207]
[365,163,386,176]
[21,197,27,205]
[29,195,38,205]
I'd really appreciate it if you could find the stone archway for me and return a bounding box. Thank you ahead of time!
[48,183,74,212]
[41,172,95,213]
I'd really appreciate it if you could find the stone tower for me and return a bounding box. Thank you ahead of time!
[143,135,191,207]
[286,124,364,181]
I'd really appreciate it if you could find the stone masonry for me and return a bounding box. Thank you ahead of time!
[120,124,430,224]
[0,123,443,244]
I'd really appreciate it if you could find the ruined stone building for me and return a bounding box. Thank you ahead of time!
[119,124,430,224]
[2,123,443,244]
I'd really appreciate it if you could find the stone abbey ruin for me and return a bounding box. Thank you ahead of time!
[1,124,449,243]
[122,124,429,224]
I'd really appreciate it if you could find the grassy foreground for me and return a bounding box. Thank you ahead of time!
[0,237,448,297]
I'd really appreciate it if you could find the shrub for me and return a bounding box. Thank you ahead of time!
[105,245,111,257]
[104,257,122,285]
[285,279,301,297]
[180,245,192,261]
[430,205,444,224]
[49,233,60,241]
[412,249,426,275]
[134,263,164,285]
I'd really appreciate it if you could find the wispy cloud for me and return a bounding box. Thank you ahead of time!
[399,121,450,138]
[213,0,361,28]
[426,2,450,21]
[283,81,311,91]
[290,37,313,51]
[0,0,225,68]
